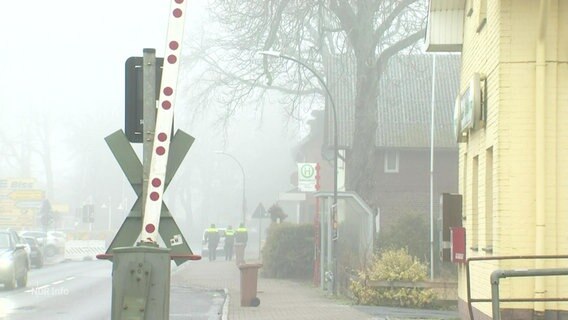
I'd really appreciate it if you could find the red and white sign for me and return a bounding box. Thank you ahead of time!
[297,163,320,192]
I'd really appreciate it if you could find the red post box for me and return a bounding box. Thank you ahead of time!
[450,227,466,263]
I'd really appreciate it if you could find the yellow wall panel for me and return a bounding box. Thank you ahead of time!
[455,0,568,317]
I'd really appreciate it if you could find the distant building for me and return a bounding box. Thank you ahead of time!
[293,54,461,226]
[293,53,461,229]
[371,54,460,230]
[321,53,461,230]
[289,53,461,288]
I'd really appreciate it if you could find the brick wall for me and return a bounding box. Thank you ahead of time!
[373,148,458,229]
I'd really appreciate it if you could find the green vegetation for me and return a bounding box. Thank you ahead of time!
[350,248,436,307]
[261,222,314,279]
[377,211,430,263]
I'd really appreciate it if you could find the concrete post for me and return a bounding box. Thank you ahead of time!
[111,246,171,319]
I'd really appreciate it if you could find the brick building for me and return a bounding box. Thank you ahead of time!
[371,54,460,230]
[295,53,461,234]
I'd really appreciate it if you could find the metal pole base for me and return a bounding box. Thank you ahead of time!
[111,245,171,320]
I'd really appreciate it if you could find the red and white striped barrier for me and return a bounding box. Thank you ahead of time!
[64,240,106,261]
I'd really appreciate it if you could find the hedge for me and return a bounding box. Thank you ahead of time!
[261,222,314,279]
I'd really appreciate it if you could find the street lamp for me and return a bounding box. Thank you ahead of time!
[215,151,247,225]
[101,196,112,231]
[258,50,339,293]
[117,197,129,218]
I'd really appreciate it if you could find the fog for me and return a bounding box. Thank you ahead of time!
[0,1,475,319]
[0,0,309,247]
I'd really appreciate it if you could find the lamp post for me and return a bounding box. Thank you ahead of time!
[117,197,129,218]
[101,196,112,231]
[258,51,339,294]
[215,151,247,225]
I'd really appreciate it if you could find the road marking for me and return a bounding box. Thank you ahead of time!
[25,286,49,293]
[25,276,75,292]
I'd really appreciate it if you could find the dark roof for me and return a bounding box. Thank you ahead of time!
[324,53,356,149]
[376,54,461,148]
[324,53,461,149]
[292,110,325,160]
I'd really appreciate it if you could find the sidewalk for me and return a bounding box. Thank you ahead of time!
[171,258,374,320]
[172,256,459,320]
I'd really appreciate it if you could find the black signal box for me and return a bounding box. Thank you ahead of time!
[124,56,164,143]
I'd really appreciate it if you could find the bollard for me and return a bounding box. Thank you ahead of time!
[238,263,263,307]
[234,243,245,265]
[111,245,171,320]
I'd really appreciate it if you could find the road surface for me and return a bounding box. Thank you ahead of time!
[0,260,224,320]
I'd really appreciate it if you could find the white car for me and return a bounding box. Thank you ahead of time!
[20,231,66,258]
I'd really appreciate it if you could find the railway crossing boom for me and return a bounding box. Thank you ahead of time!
[96,1,200,319]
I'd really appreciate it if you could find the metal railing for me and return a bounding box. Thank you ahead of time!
[466,255,568,320]
[490,268,568,320]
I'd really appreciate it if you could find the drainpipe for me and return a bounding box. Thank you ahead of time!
[534,0,548,314]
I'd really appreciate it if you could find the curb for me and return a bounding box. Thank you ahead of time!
[221,288,229,320]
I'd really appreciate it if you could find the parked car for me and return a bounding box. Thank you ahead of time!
[0,230,29,289]
[20,230,65,258]
[22,236,43,268]
[201,228,226,257]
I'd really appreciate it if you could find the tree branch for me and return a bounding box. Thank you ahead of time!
[376,28,425,74]
[329,0,356,37]
[262,0,292,84]
[374,0,418,45]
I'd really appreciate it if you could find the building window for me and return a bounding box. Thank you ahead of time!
[471,155,479,251]
[484,147,493,253]
[384,151,399,173]
[477,0,487,32]
[466,0,473,17]
[462,152,468,221]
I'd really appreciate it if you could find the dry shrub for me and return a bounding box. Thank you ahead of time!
[350,248,436,307]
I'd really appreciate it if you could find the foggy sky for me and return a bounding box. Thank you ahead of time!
[0,0,308,245]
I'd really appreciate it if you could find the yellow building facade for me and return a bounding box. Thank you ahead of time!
[428,0,568,319]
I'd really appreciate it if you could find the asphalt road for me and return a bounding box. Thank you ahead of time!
[0,259,225,320]
[0,260,111,320]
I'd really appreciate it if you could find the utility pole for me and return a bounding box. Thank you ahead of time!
[215,151,246,225]
[258,51,339,295]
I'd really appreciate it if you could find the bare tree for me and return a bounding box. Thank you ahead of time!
[32,114,55,200]
[0,130,32,178]
[0,114,55,199]
[186,0,426,206]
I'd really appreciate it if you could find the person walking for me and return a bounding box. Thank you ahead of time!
[204,224,220,261]
[235,223,248,247]
[234,223,248,264]
[224,225,235,261]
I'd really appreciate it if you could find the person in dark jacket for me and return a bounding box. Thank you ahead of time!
[204,224,220,261]
[235,223,248,246]
[234,223,248,264]
[224,225,235,261]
